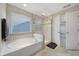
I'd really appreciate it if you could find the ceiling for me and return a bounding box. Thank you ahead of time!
[9,3,78,17]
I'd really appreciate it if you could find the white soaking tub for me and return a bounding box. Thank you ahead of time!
[1,34,43,56]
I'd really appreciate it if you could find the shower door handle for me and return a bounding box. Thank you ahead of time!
[58,32,69,34]
[58,32,62,34]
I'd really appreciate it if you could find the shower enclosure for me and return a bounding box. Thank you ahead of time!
[59,15,67,48]
[53,11,79,50]
[52,15,67,48]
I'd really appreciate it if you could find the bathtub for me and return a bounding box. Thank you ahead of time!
[0,34,43,56]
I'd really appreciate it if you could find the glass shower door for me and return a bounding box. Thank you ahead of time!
[77,14,79,48]
[60,15,66,48]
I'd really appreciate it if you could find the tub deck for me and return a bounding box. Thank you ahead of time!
[0,37,43,56]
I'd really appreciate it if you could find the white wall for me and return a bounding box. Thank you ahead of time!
[0,3,6,49]
[43,17,51,44]
[0,4,6,18]
[52,15,60,47]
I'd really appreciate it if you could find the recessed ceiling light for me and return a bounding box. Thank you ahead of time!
[23,4,27,7]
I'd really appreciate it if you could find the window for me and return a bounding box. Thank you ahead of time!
[11,12,32,34]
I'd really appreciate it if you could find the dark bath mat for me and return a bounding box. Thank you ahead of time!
[47,42,57,49]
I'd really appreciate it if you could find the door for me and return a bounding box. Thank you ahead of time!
[76,12,79,49]
[53,14,67,48]
[66,12,78,49]
[60,15,67,48]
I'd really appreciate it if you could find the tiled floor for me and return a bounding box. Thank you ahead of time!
[34,46,79,56]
